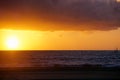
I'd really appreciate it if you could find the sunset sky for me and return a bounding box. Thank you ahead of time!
[0,0,120,50]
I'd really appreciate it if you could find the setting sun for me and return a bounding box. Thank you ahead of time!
[5,36,19,50]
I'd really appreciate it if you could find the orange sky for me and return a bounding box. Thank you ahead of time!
[0,29,120,50]
[0,0,120,50]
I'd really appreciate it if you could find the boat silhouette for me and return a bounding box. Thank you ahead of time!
[113,48,119,53]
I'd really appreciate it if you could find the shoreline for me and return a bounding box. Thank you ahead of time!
[0,65,120,79]
[0,64,120,71]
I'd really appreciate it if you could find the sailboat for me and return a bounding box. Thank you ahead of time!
[113,48,119,53]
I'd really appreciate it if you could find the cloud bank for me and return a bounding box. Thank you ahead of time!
[0,0,120,31]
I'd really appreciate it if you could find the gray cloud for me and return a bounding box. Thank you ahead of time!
[0,0,120,31]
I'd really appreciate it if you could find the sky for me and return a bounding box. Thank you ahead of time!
[0,0,120,50]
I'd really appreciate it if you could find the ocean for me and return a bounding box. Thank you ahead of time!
[0,50,120,68]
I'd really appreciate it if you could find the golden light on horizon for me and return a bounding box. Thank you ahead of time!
[5,36,20,50]
[0,28,120,50]
[117,0,120,2]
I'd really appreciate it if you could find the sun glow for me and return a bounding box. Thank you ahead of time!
[117,0,120,2]
[5,36,19,50]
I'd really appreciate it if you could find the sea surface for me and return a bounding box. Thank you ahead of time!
[0,50,120,68]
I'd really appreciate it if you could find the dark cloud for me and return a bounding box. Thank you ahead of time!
[0,0,120,31]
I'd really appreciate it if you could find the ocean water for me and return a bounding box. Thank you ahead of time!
[0,50,120,68]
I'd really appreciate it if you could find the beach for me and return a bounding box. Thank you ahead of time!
[0,66,120,80]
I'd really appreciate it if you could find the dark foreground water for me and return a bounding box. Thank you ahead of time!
[0,50,120,68]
